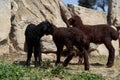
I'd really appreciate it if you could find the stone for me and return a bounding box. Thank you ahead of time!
[68,4,107,25]
[0,0,11,55]
[11,0,71,52]
[108,0,120,27]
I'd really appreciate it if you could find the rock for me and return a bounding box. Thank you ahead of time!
[41,35,56,52]
[42,53,56,61]
[10,0,71,52]
[108,0,120,27]
[0,0,11,55]
[68,4,107,25]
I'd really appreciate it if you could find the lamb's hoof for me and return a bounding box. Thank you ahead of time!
[25,62,30,67]
[34,62,40,67]
[85,67,89,71]
[106,61,113,68]
[63,63,67,67]
[78,60,83,65]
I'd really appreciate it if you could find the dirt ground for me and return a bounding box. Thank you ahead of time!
[0,53,120,80]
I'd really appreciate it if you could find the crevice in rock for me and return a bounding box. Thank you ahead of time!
[59,2,71,27]
[41,2,57,19]
[9,24,18,51]
[0,39,8,45]
[32,1,47,20]
[43,5,54,16]
[10,2,22,52]
[26,7,39,18]
[21,0,39,18]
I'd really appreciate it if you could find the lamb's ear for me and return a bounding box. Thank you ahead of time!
[69,18,75,24]
[43,25,47,32]
[72,19,75,23]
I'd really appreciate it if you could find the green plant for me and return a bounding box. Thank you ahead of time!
[0,60,106,80]
[0,63,41,80]
[50,65,71,79]
[71,71,105,80]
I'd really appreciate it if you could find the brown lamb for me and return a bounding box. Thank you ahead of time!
[67,15,119,68]
[51,24,90,70]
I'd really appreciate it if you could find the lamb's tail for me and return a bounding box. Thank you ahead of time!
[111,28,119,40]
[118,30,120,39]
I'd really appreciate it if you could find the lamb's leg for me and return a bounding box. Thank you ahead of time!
[77,46,89,70]
[63,50,75,67]
[25,45,33,67]
[78,52,83,65]
[104,39,115,67]
[34,39,41,67]
[63,43,74,67]
[82,48,89,70]
[55,44,63,65]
